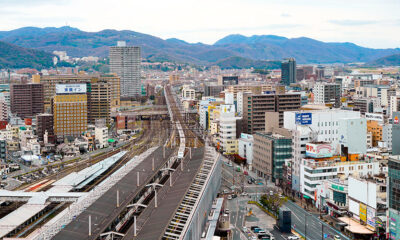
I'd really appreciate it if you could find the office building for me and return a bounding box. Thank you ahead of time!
[284,110,361,192]
[281,58,296,86]
[53,84,88,142]
[219,105,238,154]
[380,88,397,107]
[109,41,141,98]
[338,118,367,154]
[204,84,225,97]
[354,79,374,88]
[238,133,254,168]
[243,92,301,134]
[353,98,380,114]
[389,156,400,240]
[226,84,285,95]
[35,74,120,113]
[393,112,400,155]
[36,75,92,112]
[313,82,341,108]
[390,96,400,118]
[182,86,195,100]
[10,84,44,118]
[253,128,292,183]
[95,125,108,149]
[217,76,239,86]
[300,147,379,200]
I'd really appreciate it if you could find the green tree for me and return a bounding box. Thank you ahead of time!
[260,193,287,215]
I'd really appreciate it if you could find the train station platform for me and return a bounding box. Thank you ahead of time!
[53,146,175,240]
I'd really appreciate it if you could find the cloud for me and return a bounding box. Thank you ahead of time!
[281,13,291,18]
[328,19,379,26]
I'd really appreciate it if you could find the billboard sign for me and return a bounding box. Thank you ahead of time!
[365,113,384,123]
[56,84,87,94]
[359,203,367,223]
[366,206,375,229]
[306,143,333,158]
[295,113,312,125]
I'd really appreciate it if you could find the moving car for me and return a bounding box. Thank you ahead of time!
[334,235,341,240]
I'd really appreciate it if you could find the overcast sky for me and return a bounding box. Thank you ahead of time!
[0,0,399,48]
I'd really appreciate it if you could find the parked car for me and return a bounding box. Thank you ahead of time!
[251,226,260,231]
[227,195,232,200]
[334,235,341,240]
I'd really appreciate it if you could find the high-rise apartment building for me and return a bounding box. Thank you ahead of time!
[243,93,301,134]
[0,92,10,121]
[36,113,54,144]
[88,80,111,125]
[313,82,341,108]
[10,84,44,118]
[281,58,296,86]
[109,41,141,98]
[99,74,120,108]
[53,84,88,142]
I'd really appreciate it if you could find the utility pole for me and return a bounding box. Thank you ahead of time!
[321,223,324,240]
[305,214,307,240]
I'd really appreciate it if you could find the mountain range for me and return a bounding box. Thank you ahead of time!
[366,54,400,67]
[0,26,399,69]
[0,40,53,69]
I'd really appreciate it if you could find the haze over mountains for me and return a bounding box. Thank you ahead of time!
[0,26,399,69]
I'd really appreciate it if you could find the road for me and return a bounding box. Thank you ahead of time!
[221,158,284,240]
[284,200,350,240]
[220,156,351,240]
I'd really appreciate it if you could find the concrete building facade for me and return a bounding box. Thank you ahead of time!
[253,129,292,183]
[243,93,300,134]
[109,41,141,98]
[281,58,296,86]
[313,82,341,108]
[10,84,44,118]
[53,87,88,142]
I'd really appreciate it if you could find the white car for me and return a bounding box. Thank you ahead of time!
[287,236,300,240]
[242,226,248,232]
[227,195,232,200]
[241,192,248,196]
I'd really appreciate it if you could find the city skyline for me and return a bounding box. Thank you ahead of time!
[0,0,399,48]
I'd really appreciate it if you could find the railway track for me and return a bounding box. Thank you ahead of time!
[82,120,168,192]
[17,120,168,192]
[165,85,204,148]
